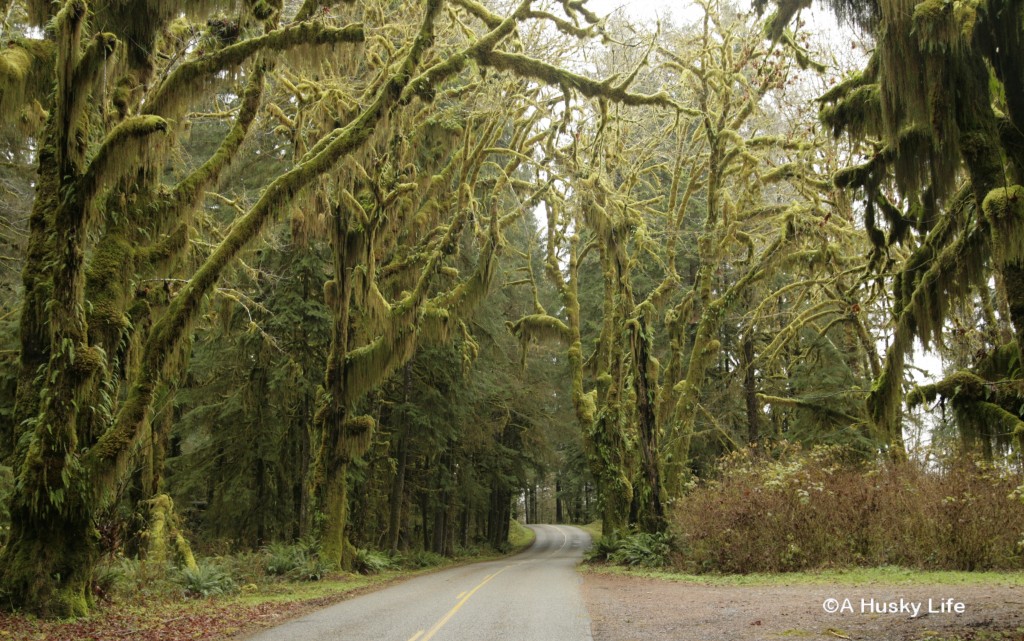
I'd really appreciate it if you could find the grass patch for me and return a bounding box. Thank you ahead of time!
[508,519,536,552]
[231,573,379,605]
[583,563,1024,587]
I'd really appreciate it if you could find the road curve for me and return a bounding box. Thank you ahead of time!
[244,524,593,641]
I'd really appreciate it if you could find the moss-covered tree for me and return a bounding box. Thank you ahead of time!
[764,0,1024,456]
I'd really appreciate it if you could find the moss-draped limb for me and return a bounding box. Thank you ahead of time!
[153,65,267,226]
[507,314,572,346]
[82,80,258,433]
[84,65,264,382]
[65,31,118,140]
[51,0,87,172]
[472,48,683,111]
[758,393,864,425]
[908,369,1024,411]
[79,115,168,210]
[982,185,1024,268]
[145,21,365,120]
[868,215,989,448]
[339,205,502,409]
[908,369,1024,454]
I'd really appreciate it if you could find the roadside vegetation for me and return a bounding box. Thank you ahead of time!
[0,524,529,641]
[586,446,1024,574]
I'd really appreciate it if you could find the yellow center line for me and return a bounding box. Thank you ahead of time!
[407,631,425,641]
[419,566,510,641]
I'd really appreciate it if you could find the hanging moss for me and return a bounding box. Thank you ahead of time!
[154,65,265,226]
[913,0,977,53]
[0,38,54,124]
[819,83,882,139]
[145,21,365,121]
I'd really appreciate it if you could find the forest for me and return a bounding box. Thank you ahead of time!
[1,0,1023,629]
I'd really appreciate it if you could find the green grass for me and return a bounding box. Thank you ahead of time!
[578,520,602,541]
[584,564,1024,587]
[231,573,379,605]
[508,519,536,552]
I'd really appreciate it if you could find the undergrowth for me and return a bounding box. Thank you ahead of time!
[672,446,1024,574]
[587,531,673,568]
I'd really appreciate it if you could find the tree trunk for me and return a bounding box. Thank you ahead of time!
[555,477,563,524]
[387,432,409,552]
[631,317,665,532]
[0,503,95,617]
[319,423,352,569]
[742,334,761,445]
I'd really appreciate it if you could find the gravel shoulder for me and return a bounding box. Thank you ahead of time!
[582,569,1024,641]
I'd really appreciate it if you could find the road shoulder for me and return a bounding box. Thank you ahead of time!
[581,567,1024,641]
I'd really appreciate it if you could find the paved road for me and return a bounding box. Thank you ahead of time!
[245,524,593,641]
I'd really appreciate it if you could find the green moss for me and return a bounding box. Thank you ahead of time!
[507,314,571,346]
[0,38,54,123]
[982,185,1024,266]
[763,0,812,41]
[340,415,375,459]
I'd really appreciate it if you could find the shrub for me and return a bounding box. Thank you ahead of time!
[585,533,623,563]
[262,539,328,581]
[178,561,237,597]
[353,549,396,575]
[672,447,1024,573]
[401,550,445,569]
[608,532,673,568]
[91,559,128,602]
[586,531,673,567]
[264,542,307,576]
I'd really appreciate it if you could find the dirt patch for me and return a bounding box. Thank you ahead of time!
[582,572,1024,641]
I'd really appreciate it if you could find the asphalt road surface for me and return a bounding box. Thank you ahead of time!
[245,524,593,641]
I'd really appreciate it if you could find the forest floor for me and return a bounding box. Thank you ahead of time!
[582,566,1024,641]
